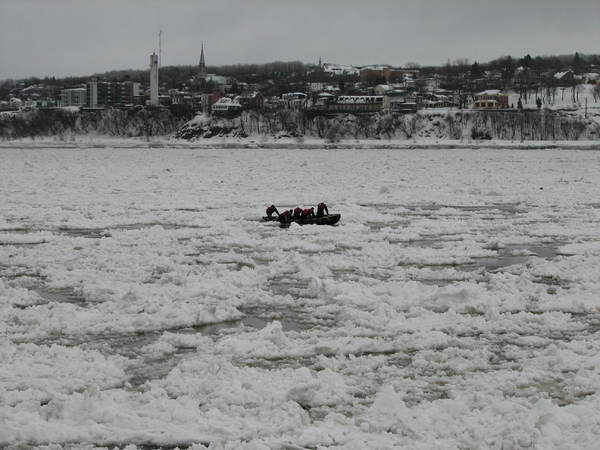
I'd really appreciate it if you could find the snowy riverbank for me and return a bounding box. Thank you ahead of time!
[1,136,600,150]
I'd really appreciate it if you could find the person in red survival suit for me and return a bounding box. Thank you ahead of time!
[278,209,293,223]
[266,205,279,219]
[316,202,329,218]
[303,207,315,219]
[293,207,303,221]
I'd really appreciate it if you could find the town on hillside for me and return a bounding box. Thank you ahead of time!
[1,49,599,119]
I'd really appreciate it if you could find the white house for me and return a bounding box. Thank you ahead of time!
[211,97,242,115]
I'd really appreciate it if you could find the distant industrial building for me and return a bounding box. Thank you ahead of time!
[281,92,307,109]
[86,80,99,108]
[236,91,264,110]
[382,92,417,113]
[306,95,387,114]
[121,81,142,105]
[60,87,87,107]
[85,80,142,108]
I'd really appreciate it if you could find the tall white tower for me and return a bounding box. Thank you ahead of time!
[150,52,159,106]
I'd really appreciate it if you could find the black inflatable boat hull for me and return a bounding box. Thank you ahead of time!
[262,214,341,226]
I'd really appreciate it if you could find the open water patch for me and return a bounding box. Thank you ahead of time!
[33,286,87,306]
[467,242,565,272]
[0,229,51,246]
[68,311,310,387]
[0,263,45,281]
[54,222,207,239]
[267,274,311,298]
[396,241,567,278]
[239,305,323,331]
[359,202,526,216]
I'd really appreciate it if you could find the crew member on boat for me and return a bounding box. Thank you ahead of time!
[303,207,316,219]
[316,202,329,217]
[278,209,292,223]
[293,207,303,220]
[266,205,279,219]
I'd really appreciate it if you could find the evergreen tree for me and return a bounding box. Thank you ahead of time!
[520,54,533,68]
[502,56,515,81]
[573,52,585,72]
[470,62,483,79]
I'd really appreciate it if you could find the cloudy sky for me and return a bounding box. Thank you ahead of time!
[1,0,599,80]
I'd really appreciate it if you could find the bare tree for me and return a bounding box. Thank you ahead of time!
[325,121,341,143]
[377,113,395,140]
[398,114,418,139]
[592,84,600,103]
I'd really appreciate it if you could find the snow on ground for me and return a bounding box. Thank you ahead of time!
[506,84,600,112]
[1,147,600,449]
[2,136,600,151]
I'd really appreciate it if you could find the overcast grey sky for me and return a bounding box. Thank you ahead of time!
[1,0,599,80]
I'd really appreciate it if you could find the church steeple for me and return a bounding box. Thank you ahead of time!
[198,42,207,78]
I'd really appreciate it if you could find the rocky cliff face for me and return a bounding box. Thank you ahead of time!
[0,107,190,140]
[175,110,600,142]
[2,107,597,142]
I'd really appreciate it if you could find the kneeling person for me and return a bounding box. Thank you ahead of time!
[266,205,279,219]
[293,207,303,221]
[278,209,292,223]
[303,207,315,219]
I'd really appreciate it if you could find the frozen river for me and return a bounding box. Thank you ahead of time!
[1,147,600,449]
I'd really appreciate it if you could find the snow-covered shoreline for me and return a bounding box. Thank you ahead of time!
[1,137,600,150]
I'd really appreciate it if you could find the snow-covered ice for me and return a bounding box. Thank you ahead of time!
[1,146,599,449]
